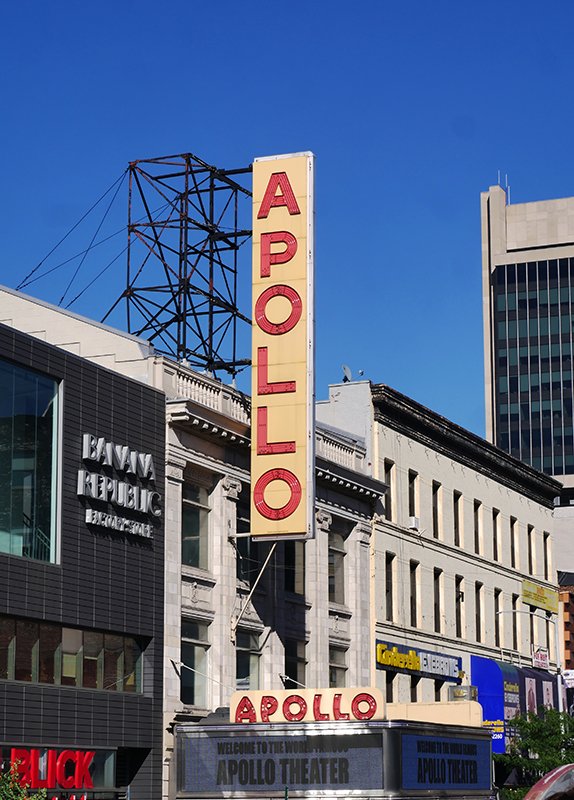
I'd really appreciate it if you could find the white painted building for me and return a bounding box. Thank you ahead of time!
[317,380,561,704]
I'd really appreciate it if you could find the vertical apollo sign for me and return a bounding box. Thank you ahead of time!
[251,153,315,540]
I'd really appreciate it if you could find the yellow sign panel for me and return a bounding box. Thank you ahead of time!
[251,153,315,540]
[522,579,559,614]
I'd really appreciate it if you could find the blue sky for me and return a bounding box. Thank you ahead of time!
[2,0,573,437]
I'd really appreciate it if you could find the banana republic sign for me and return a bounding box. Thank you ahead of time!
[77,433,162,538]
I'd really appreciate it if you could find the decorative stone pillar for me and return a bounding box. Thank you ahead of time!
[306,508,332,689]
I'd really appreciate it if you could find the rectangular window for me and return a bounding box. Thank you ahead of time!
[329,647,347,688]
[453,491,462,547]
[527,525,535,575]
[434,568,442,633]
[0,615,141,692]
[492,509,500,562]
[182,483,211,570]
[0,357,59,563]
[512,594,519,650]
[236,490,258,585]
[384,460,394,521]
[543,533,550,581]
[432,481,441,539]
[474,501,482,555]
[181,619,209,707]
[494,589,502,648]
[510,517,517,568]
[408,470,418,518]
[475,582,483,643]
[284,639,306,690]
[435,680,444,702]
[455,576,464,638]
[285,540,305,595]
[385,553,394,622]
[410,676,419,703]
[236,631,260,691]
[410,561,419,627]
[328,525,348,605]
[386,671,394,703]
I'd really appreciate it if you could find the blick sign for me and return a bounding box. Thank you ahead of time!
[251,153,315,540]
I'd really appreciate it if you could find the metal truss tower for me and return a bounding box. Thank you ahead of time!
[103,153,252,378]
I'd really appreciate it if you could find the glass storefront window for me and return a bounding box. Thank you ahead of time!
[0,358,58,563]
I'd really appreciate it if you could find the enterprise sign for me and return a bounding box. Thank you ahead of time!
[375,640,462,683]
[251,153,315,540]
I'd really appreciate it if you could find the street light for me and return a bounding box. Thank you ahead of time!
[496,608,563,713]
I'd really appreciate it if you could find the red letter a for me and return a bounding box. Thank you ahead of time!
[257,173,301,219]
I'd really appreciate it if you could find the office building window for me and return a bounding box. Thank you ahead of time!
[236,631,260,691]
[385,552,395,622]
[491,259,574,477]
[512,594,519,650]
[285,540,305,594]
[455,576,464,638]
[474,501,482,555]
[434,568,442,633]
[408,471,418,518]
[0,615,141,692]
[284,639,306,689]
[384,460,394,521]
[236,489,259,584]
[329,647,347,688]
[494,589,502,648]
[475,582,483,643]
[527,525,535,575]
[543,532,550,581]
[0,357,59,563]
[510,517,517,568]
[181,619,209,707]
[182,482,211,570]
[410,561,419,627]
[410,676,419,703]
[435,680,444,702]
[529,609,535,648]
[432,482,441,539]
[386,671,394,703]
[329,523,349,605]
[453,491,462,547]
[492,509,500,562]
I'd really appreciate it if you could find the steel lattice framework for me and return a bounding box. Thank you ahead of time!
[103,153,252,377]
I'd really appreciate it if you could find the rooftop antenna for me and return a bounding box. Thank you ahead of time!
[342,365,364,383]
[497,170,501,186]
[505,174,511,205]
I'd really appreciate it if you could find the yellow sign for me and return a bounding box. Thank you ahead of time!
[251,153,315,539]
[522,579,559,614]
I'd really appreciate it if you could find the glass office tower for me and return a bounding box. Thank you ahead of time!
[482,186,574,497]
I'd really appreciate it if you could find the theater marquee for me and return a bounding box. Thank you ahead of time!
[251,153,315,540]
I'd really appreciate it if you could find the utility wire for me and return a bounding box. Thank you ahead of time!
[59,171,127,306]
[17,170,127,290]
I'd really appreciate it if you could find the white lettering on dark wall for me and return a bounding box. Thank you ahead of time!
[82,433,156,480]
[78,432,162,537]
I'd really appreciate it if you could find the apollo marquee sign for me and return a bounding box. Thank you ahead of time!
[251,153,315,540]
[230,688,385,724]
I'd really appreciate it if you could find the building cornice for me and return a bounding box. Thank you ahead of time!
[371,383,561,509]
